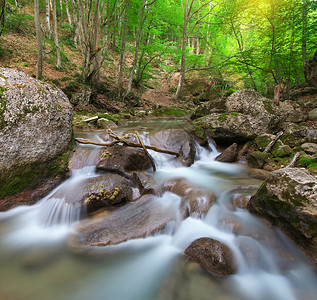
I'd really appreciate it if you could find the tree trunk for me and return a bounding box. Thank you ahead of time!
[65,0,72,26]
[174,0,190,100]
[125,0,147,97]
[302,0,308,62]
[45,0,51,39]
[118,0,130,97]
[0,0,6,37]
[52,0,61,69]
[34,0,43,80]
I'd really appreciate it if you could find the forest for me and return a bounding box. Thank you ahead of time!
[0,0,316,103]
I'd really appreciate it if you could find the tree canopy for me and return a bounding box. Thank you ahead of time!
[0,0,316,98]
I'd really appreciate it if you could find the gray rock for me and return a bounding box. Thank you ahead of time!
[97,118,117,129]
[73,195,177,247]
[301,142,317,155]
[0,68,73,199]
[304,50,317,88]
[97,145,153,175]
[281,122,317,146]
[216,143,238,163]
[308,108,317,121]
[184,237,237,276]
[150,129,196,166]
[279,100,306,123]
[248,168,317,265]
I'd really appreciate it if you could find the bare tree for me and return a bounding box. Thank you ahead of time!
[34,0,43,79]
[52,0,61,69]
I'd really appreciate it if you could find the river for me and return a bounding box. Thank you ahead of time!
[0,118,316,300]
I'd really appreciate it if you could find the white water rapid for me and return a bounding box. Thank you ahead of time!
[0,123,316,300]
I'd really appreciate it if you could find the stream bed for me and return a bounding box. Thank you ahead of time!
[0,118,317,300]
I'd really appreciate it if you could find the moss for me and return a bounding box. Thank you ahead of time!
[308,163,317,175]
[298,155,317,167]
[97,113,118,123]
[188,124,207,142]
[0,86,7,130]
[255,135,272,150]
[218,113,227,122]
[230,112,239,117]
[263,100,274,114]
[0,134,75,199]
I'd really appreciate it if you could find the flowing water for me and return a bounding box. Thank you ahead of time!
[0,119,316,300]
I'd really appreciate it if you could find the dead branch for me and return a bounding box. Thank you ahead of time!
[76,131,180,157]
[263,131,284,153]
[286,152,301,168]
[135,131,156,172]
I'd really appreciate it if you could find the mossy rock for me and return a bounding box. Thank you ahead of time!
[152,106,188,116]
[308,163,317,176]
[97,113,118,123]
[187,124,208,144]
[255,134,275,151]
[247,151,272,169]
[272,144,292,158]
[298,154,317,167]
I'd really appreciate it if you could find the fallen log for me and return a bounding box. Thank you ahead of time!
[75,131,180,157]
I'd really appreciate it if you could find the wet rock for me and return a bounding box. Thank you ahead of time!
[184,237,237,277]
[248,168,271,181]
[308,108,317,121]
[216,143,238,163]
[74,195,177,247]
[304,50,317,88]
[301,142,317,155]
[163,178,216,218]
[150,129,196,166]
[97,118,117,129]
[97,145,152,175]
[131,171,161,196]
[248,168,317,265]
[231,194,252,209]
[83,174,134,213]
[69,147,102,170]
[0,68,73,200]
[162,177,194,196]
[180,189,216,218]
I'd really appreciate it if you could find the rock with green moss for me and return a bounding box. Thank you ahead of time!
[247,151,272,169]
[97,118,117,129]
[255,134,276,151]
[281,122,317,147]
[226,89,283,129]
[190,97,227,120]
[248,168,317,265]
[271,142,292,158]
[0,68,73,202]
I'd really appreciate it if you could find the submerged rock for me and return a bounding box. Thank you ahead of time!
[248,168,317,265]
[0,68,73,202]
[74,195,177,247]
[150,129,196,166]
[184,237,237,276]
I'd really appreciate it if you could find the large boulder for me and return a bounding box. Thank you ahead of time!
[281,122,317,147]
[150,129,196,166]
[304,50,317,88]
[184,237,237,276]
[0,68,73,202]
[248,168,317,265]
[194,113,265,143]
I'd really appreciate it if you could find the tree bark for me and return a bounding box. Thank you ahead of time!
[0,0,6,36]
[34,0,43,80]
[45,0,51,38]
[174,0,191,100]
[52,0,61,69]
[302,0,308,62]
[117,0,130,97]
